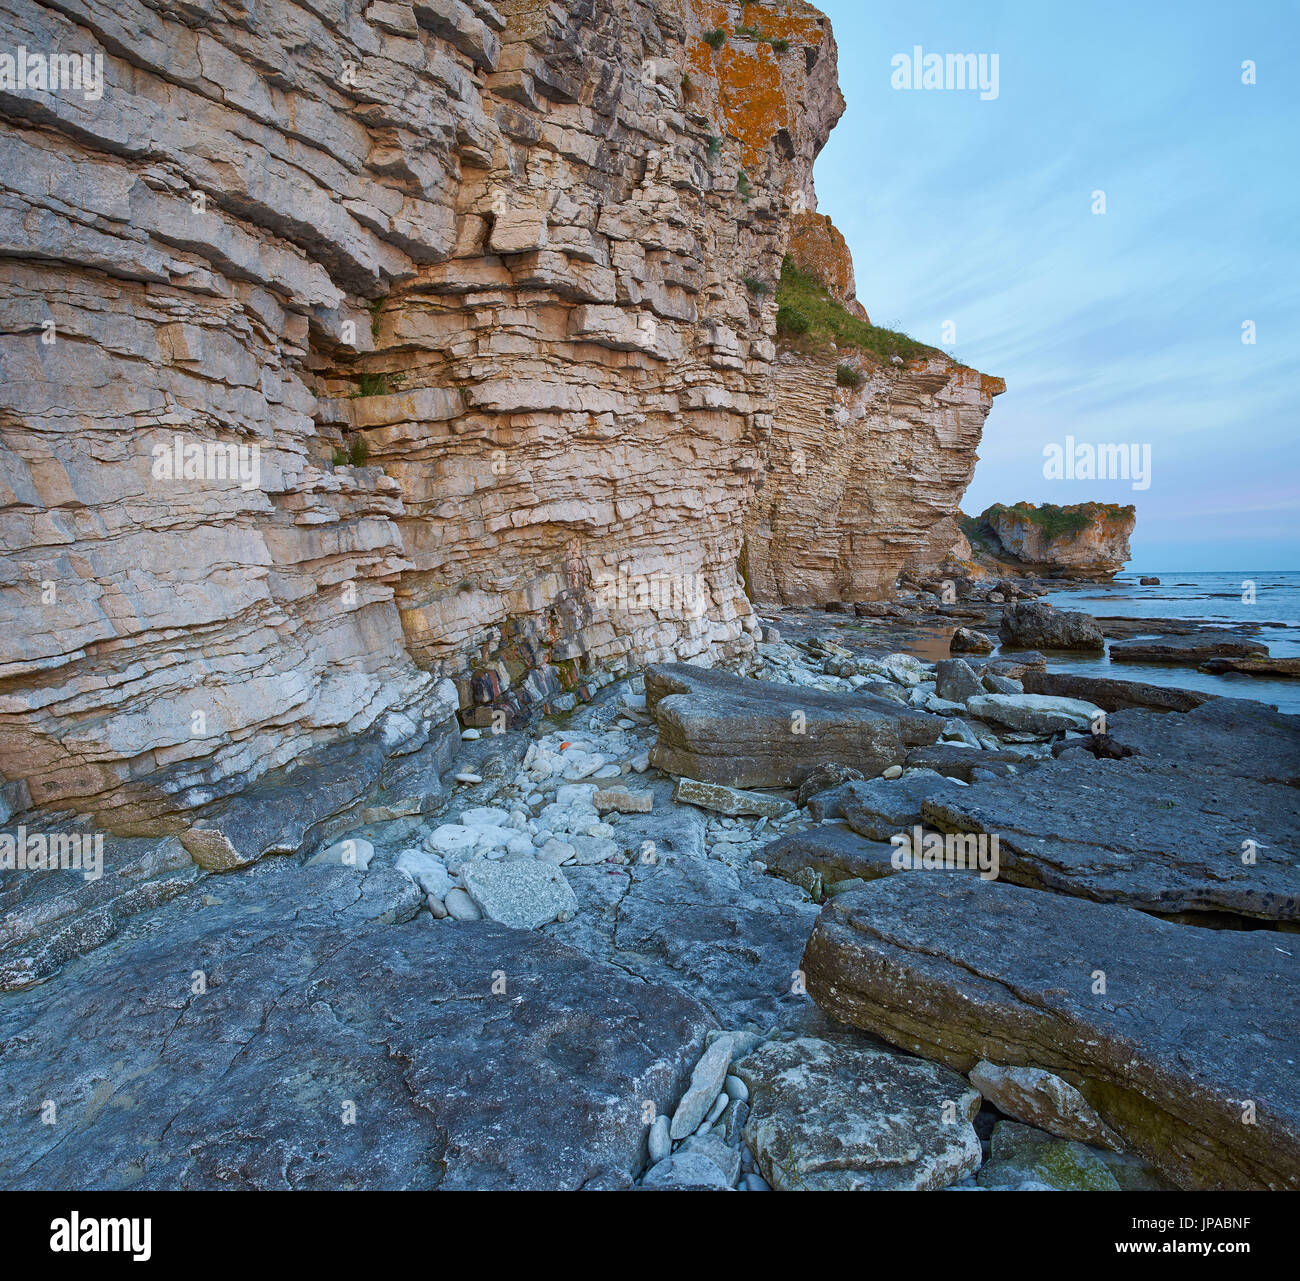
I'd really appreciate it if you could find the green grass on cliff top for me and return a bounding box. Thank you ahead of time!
[774,256,942,365]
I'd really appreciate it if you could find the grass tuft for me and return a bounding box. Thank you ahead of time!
[775,256,941,365]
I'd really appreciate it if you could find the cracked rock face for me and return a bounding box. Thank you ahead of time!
[0,860,711,1189]
[922,749,1300,923]
[0,0,846,832]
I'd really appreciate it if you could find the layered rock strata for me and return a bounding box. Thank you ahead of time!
[0,0,846,836]
[744,351,1004,605]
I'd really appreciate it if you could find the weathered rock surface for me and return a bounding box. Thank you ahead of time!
[1021,670,1211,712]
[1200,656,1300,677]
[0,861,712,1189]
[673,777,794,819]
[976,1121,1126,1191]
[934,658,983,703]
[544,851,819,1030]
[0,833,201,992]
[837,772,963,841]
[646,663,940,787]
[1102,697,1300,786]
[759,822,900,894]
[923,753,1299,921]
[795,761,864,806]
[904,743,1033,782]
[965,693,1101,734]
[744,348,1004,606]
[999,601,1105,651]
[735,1035,982,1190]
[802,874,1300,1190]
[460,858,578,929]
[968,1061,1121,1150]
[950,626,996,654]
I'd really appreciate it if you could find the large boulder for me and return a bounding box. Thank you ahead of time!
[735,1035,982,1191]
[801,874,1300,1189]
[645,664,940,788]
[998,601,1104,651]
[0,861,711,1189]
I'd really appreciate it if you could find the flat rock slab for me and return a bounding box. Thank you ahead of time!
[802,874,1300,1189]
[646,664,939,789]
[760,824,900,892]
[1110,634,1267,665]
[1105,697,1300,786]
[1022,670,1210,712]
[1200,656,1300,677]
[461,858,578,929]
[923,754,1300,922]
[545,855,819,1030]
[0,861,710,1190]
[735,1035,982,1190]
[837,772,964,841]
[904,743,1034,782]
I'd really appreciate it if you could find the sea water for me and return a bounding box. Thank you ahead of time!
[1034,571,1300,714]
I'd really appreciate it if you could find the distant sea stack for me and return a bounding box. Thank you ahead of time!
[959,502,1136,580]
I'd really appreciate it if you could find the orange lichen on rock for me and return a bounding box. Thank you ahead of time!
[787,209,865,318]
[686,2,842,179]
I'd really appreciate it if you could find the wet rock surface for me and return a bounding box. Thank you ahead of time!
[1111,635,1269,664]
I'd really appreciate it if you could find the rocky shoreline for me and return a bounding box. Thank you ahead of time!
[3,592,1296,1191]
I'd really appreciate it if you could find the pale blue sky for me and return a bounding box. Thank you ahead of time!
[813,0,1298,570]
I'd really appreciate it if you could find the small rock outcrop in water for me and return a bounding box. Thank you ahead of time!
[959,502,1136,579]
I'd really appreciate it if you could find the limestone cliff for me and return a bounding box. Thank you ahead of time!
[961,502,1136,579]
[742,222,1004,606]
[0,0,844,845]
